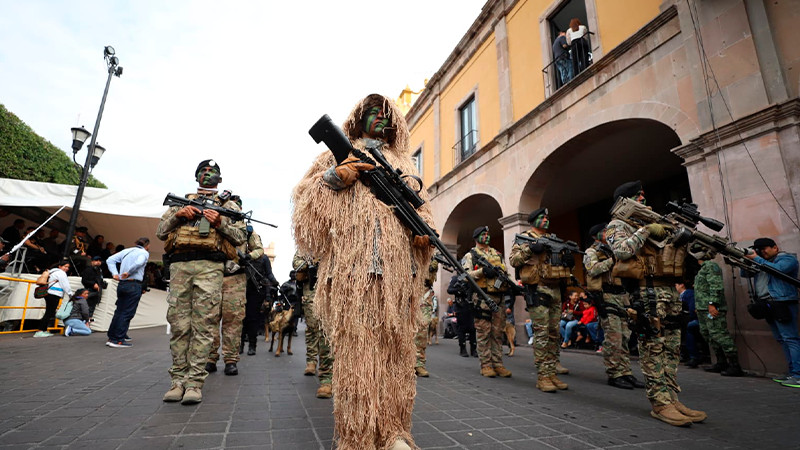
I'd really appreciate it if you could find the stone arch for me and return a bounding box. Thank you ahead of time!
[441,193,505,259]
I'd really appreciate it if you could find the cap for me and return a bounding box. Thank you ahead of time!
[196,159,221,177]
[752,237,777,249]
[473,226,489,240]
[613,180,643,201]
[92,256,102,261]
[75,226,89,233]
[528,207,548,224]
[588,223,607,239]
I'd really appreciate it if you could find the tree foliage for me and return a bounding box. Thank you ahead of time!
[0,103,106,188]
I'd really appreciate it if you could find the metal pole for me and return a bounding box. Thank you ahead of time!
[62,66,115,266]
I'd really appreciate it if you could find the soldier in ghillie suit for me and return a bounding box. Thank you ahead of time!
[606,180,706,426]
[510,208,571,392]
[157,160,246,405]
[583,222,646,390]
[294,252,334,399]
[292,94,434,450]
[206,205,265,377]
[693,256,743,376]
[414,257,439,377]
[462,226,512,378]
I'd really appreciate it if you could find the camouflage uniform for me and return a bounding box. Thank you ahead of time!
[509,230,571,378]
[156,192,246,390]
[584,242,633,379]
[414,289,436,368]
[209,230,264,364]
[463,247,508,372]
[293,254,332,385]
[694,261,738,357]
[606,218,685,407]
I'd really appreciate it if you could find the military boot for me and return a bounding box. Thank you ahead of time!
[415,366,430,377]
[556,363,569,375]
[247,342,256,356]
[239,340,245,355]
[672,401,707,423]
[162,383,184,402]
[470,343,478,357]
[205,362,217,373]
[705,350,727,373]
[224,363,238,376]
[549,375,568,390]
[181,387,203,405]
[650,404,692,427]
[480,366,497,377]
[536,375,557,393]
[304,362,317,376]
[494,366,512,378]
[316,383,332,399]
[459,344,468,357]
[721,354,744,377]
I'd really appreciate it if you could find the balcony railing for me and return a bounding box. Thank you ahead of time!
[542,31,594,97]
[453,129,479,165]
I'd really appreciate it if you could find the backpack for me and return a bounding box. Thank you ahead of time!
[55,300,73,320]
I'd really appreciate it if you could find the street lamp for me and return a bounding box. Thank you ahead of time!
[62,46,123,268]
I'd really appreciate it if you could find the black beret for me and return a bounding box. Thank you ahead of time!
[196,159,221,177]
[588,223,607,239]
[473,226,489,240]
[752,237,777,249]
[527,207,548,224]
[613,180,642,201]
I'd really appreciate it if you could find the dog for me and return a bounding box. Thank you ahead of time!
[266,297,295,357]
[428,315,439,345]
[504,321,516,357]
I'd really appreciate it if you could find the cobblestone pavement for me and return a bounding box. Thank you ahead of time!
[0,324,798,449]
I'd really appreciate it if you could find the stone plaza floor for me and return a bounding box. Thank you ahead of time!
[0,324,798,449]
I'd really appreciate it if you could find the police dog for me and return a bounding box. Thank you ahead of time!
[266,297,294,357]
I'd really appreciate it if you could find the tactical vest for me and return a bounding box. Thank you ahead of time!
[611,219,686,280]
[165,193,238,259]
[469,247,506,293]
[585,244,622,292]
[517,230,571,285]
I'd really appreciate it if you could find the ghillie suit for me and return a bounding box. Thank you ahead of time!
[292,94,434,449]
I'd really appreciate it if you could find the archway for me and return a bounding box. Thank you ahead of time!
[441,194,505,259]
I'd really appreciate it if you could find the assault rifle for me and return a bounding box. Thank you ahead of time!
[163,193,277,228]
[610,197,800,288]
[513,233,583,268]
[309,114,498,312]
[433,253,457,273]
[294,258,319,290]
[237,250,270,293]
[469,252,524,296]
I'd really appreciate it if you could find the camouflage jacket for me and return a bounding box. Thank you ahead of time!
[462,245,508,293]
[583,241,616,291]
[694,260,726,310]
[156,190,246,250]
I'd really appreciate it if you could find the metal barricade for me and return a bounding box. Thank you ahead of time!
[0,275,64,334]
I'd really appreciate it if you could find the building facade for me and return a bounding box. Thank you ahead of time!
[406,0,800,375]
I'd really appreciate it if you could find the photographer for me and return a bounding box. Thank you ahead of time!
[81,256,107,320]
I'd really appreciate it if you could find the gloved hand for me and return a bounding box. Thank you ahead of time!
[482,265,498,278]
[334,156,376,187]
[649,316,662,332]
[626,308,638,322]
[413,235,431,249]
[529,242,546,254]
[645,223,670,239]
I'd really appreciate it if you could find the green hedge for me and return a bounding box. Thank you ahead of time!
[0,103,106,188]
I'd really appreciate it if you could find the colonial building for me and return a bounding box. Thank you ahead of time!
[405,0,799,375]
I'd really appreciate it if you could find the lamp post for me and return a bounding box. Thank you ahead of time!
[62,46,123,265]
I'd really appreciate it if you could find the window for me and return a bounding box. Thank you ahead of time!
[412,148,422,176]
[457,96,478,162]
[545,0,592,93]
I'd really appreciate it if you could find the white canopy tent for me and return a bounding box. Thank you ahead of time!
[0,177,167,259]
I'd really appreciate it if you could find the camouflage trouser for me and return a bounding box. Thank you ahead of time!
[698,311,738,356]
[474,293,505,369]
[167,260,223,389]
[208,273,246,364]
[529,285,562,377]
[637,285,682,407]
[415,297,434,368]
[600,292,633,378]
[303,296,333,384]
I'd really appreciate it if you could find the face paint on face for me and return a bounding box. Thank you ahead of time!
[197,167,221,187]
[533,214,549,230]
[477,232,491,245]
[363,106,390,137]
[633,190,646,205]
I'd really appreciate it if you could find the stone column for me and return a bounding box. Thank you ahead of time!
[499,212,530,337]
[494,17,513,131]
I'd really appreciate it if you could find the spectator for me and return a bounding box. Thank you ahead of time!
[566,18,591,75]
[63,289,93,336]
[67,227,91,274]
[87,234,105,257]
[100,242,115,277]
[744,237,800,388]
[0,236,10,271]
[81,256,106,320]
[552,30,572,87]
[676,281,702,368]
[22,226,48,273]
[105,238,151,348]
[1,219,24,248]
[525,318,534,345]
[577,299,601,349]
[560,291,584,348]
[34,260,73,338]
[442,298,457,339]
[40,229,62,267]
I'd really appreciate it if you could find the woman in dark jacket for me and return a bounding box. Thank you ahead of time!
[64,289,92,336]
